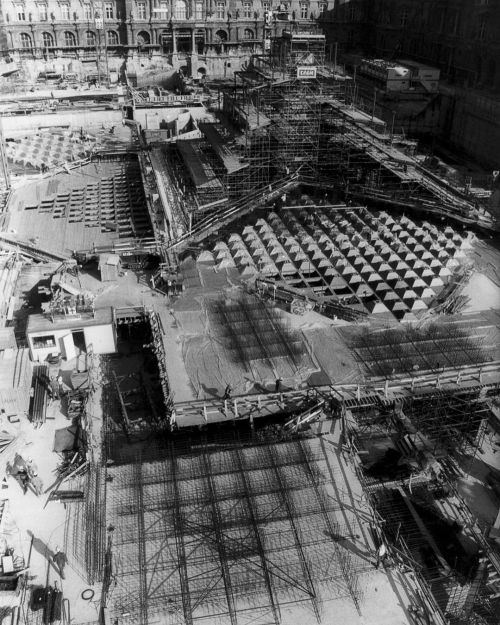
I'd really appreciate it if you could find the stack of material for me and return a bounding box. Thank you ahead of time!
[0,251,23,324]
[0,348,33,416]
[29,364,49,425]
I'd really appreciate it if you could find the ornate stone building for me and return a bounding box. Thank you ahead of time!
[0,0,331,80]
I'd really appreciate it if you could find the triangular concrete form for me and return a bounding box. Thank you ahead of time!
[421,287,435,300]
[214,241,230,251]
[298,260,315,273]
[375,281,391,293]
[402,289,418,300]
[411,299,428,311]
[217,258,236,269]
[383,291,399,302]
[391,300,409,312]
[277,261,297,275]
[401,311,418,322]
[347,273,362,285]
[368,272,382,283]
[198,250,215,262]
[240,264,258,277]
[428,277,444,288]
[330,275,348,288]
[404,270,419,281]
[355,284,374,297]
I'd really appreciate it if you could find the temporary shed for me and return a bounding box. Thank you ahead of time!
[99,254,121,282]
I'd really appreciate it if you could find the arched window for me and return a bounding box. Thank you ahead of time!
[175,0,187,19]
[244,28,254,39]
[64,31,76,47]
[107,30,119,45]
[20,33,32,49]
[137,31,151,45]
[215,29,227,42]
[42,32,54,48]
[85,30,96,46]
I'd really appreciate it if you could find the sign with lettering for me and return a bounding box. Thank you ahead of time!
[296,66,317,79]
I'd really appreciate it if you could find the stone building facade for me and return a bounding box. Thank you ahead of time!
[321,0,500,92]
[320,0,500,168]
[0,0,331,80]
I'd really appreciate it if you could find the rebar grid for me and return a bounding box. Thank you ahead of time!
[105,437,365,625]
[345,322,491,378]
[206,295,304,366]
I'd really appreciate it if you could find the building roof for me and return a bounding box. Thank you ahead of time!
[27,306,113,334]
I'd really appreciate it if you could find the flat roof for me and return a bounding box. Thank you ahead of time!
[27,306,113,334]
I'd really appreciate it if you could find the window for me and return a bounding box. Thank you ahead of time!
[15,5,26,21]
[262,0,270,10]
[64,31,76,46]
[478,19,486,40]
[400,10,407,27]
[243,2,252,17]
[244,27,254,39]
[20,32,32,47]
[85,30,96,45]
[38,4,48,21]
[137,2,146,19]
[32,335,56,349]
[175,0,186,19]
[216,1,225,18]
[84,4,92,19]
[194,1,203,19]
[107,30,119,44]
[158,1,169,18]
[300,2,308,18]
[318,2,326,14]
[42,32,54,47]
[105,2,113,19]
[60,4,70,19]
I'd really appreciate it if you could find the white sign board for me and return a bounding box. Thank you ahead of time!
[95,16,104,30]
[296,66,317,79]
[264,39,271,50]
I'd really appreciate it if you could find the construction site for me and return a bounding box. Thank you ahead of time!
[0,26,498,625]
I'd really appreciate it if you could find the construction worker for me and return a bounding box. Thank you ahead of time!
[52,547,67,579]
[275,377,283,393]
[375,542,388,569]
[57,375,64,397]
[223,384,232,400]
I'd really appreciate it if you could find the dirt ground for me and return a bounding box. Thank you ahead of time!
[0,391,102,622]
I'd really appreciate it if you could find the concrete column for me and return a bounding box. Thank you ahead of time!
[172,28,177,52]
[191,27,196,52]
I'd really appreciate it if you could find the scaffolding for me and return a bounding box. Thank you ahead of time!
[209,35,493,230]
[105,435,368,625]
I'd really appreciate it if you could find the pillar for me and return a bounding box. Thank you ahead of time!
[172,28,177,52]
[191,27,196,52]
